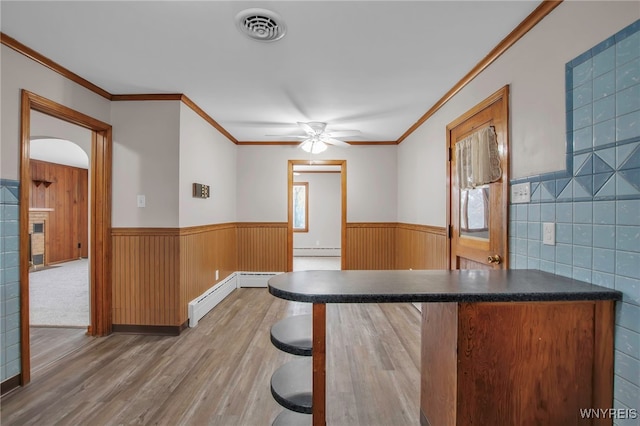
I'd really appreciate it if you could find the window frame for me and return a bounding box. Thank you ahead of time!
[292,182,309,233]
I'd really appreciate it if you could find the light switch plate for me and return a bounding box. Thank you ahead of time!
[511,182,531,204]
[543,222,555,245]
[137,194,146,208]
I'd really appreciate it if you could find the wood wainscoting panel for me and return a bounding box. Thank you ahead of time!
[237,222,287,272]
[112,228,180,326]
[345,223,396,270]
[112,222,447,329]
[113,224,240,328]
[179,223,237,324]
[396,223,447,270]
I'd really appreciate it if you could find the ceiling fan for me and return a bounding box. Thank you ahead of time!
[268,122,359,153]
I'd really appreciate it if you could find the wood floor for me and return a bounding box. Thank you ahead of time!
[1,288,421,426]
[30,327,93,378]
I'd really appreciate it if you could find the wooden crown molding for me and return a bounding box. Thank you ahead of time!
[1,32,112,100]
[110,94,239,144]
[110,94,183,101]
[180,95,239,144]
[347,141,398,145]
[2,1,561,146]
[1,32,239,144]
[396,0,562,143]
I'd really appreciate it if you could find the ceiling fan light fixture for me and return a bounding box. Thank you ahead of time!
[301,139,328,154]
[236,8,287,42]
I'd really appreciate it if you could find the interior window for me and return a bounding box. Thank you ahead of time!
[293,182,308,232]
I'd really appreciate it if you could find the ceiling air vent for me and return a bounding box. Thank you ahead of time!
[236,8,286,42]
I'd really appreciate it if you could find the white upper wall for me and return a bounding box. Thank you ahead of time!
[179,103,237,227]
[397,1,639,227]
[6,1,634,229]
[111,101,181,227]
[237,144,397,222]
[0,45,111,179]
[294,172,341,249]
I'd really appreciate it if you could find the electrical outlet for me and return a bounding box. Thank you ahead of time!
[543,222,555,245]
[511,182,531,204]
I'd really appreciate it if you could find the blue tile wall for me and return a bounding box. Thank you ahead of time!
[0,179,21,383]
[510,21,640,423]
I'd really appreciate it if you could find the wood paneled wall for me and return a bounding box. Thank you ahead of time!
[30,159,88,263]
[111,222,446,329]
[179,224,237,324]
[237,223,287,272]
[112,228,180,326]
[395,223,448,270]
[345,223,396,270]
[344,223,447,270]
[112,222,286,328]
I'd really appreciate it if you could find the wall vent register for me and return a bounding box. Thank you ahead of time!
[235,8,287,42]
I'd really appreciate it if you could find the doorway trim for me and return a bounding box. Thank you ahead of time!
[19,90,113,385]
[446,85,510,271]
[287,160,347,271]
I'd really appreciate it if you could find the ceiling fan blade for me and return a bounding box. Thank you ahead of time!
[265,134,305,139]
[322,137,350,148]
[297,122,316,135]
[298,121,328,135]
[325,130,361,138]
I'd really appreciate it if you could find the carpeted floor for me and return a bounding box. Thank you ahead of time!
[29,259,89,327]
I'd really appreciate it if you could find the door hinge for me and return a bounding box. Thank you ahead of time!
[448,225,453,239]
[448,147,452,162]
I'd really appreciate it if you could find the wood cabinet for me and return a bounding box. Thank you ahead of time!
[420,300,615,426]
[269,270,620,426]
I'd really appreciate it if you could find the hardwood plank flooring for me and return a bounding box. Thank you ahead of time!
[30,327,93,377]
[1,288,421,425]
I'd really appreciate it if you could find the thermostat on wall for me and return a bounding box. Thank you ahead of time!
[193,183,210,199]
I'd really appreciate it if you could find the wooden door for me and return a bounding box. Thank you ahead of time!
[448,86,509,270]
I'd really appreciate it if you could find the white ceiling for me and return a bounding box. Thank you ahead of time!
[30,138,90,169]
[1,1,541,143]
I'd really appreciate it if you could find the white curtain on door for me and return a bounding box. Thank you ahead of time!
[456,126,502,190]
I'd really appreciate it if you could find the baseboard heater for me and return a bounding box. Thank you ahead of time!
[237,271,281,288]
[188,273,238,328]
[293,247,341,257]
[188,271,283,327]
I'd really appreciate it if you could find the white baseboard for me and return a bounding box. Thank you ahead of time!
[293,247,341,257]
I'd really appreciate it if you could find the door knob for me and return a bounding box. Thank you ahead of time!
[487,254,502,265]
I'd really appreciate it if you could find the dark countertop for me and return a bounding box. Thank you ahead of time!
[268,269,622,304]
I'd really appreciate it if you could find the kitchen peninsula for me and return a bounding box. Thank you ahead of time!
[268,269,622,426]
